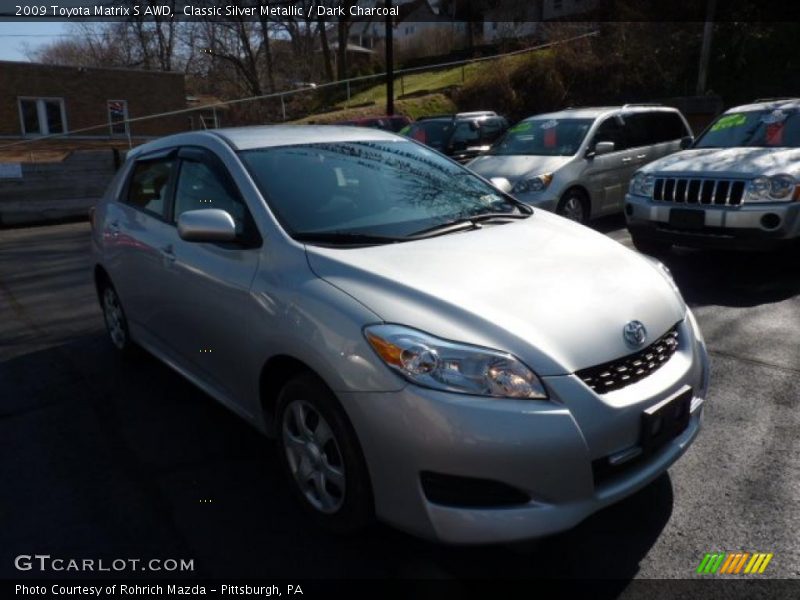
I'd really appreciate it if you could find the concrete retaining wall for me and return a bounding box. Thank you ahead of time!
[0,150,118,227]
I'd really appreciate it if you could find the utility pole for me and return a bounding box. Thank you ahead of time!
[385,0,394,115]
[696,0,716,95]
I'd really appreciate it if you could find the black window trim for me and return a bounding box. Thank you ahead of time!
[120,148,179,223]
[172,145,263,249]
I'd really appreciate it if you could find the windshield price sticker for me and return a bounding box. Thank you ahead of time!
[710,113,747,132]
[540,119,559,130]
[510,122,533,133]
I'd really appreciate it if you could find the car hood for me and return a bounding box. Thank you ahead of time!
[641,147,800,178]
[305,211,685,376]
[468,154,573,182]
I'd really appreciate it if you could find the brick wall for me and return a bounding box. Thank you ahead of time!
[0,61,187,138]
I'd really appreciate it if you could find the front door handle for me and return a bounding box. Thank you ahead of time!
[160,244,176,263]
[636,154,647,160]
[621,157,633,163]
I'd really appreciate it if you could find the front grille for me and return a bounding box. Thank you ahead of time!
[577,326,680,394]
[653,176,746,206]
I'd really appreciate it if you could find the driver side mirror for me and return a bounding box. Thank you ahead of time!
[679,135,694,150]
[177,208,237,243]
[593,141,615,156]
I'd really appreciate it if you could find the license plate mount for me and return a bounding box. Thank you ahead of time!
[669,208,705,229]
[640,387,692,455]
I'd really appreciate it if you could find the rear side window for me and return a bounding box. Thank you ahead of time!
[125,159,174,219]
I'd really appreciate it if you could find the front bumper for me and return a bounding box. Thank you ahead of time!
[626,193,800,249]
[340,316,709,544]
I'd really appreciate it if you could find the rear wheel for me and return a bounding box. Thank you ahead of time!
[556,189,589,224]
[631,234,672,256]
[277,373,373,534]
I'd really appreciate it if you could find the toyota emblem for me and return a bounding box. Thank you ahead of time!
[623,320,648,347]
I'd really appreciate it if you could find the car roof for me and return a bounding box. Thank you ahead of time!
[725,98,800,113]
[126,125,405,159]
[416,111,499,123]
[210,125,402,150]
[524,105,681,121]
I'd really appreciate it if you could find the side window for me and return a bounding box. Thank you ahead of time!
[173,159,247,235]
[126,158,174,219]
[480,119,507,144]
[623,113,652,148]
[450,121,481,147]
[591,117,627,152]
[665,112,691,139]
[644,112,689,144]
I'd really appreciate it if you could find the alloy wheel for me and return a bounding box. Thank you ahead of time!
[102,287,127,350]
[282,399,346,514]
[560,195,586,223]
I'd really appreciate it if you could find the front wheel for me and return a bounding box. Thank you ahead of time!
[277,373,373,534]
[100,283,136,355]
[556,190,589,224]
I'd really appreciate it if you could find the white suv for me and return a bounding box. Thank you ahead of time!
[626,99,800,253]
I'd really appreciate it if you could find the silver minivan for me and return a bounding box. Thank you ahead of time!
[469,105,693,223]
[91,126,708,544]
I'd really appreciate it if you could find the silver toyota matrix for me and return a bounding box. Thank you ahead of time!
[92,126,709,544]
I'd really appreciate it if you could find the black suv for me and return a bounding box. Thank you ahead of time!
[400,112,509,163]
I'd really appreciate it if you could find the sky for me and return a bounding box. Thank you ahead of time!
[0,22,71,61]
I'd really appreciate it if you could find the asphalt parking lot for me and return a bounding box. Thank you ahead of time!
[1,219,799,583]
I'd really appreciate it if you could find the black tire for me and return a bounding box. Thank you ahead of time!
[556,189,589,224]
[631,234,672,256]
[99,281,138,356]
[276,373,374,534]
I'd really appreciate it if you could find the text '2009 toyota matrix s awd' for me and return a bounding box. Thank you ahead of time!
[91,126,709,544]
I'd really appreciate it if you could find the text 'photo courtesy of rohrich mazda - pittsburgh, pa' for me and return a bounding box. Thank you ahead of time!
[7,3,800,599]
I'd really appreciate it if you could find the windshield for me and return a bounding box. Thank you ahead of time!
[489,118,593,156]
[695,108,800,148]
[401,121,453,151]
[240,140,524,242]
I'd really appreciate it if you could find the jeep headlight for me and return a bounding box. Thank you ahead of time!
[746,174,796,202]
[365,325,547,399]
[512,173,553,194]
[629,172,655,197]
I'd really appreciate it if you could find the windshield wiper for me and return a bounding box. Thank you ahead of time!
[409,211,530,239]
[293,232,408,246]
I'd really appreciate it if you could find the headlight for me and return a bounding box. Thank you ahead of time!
[629,172,655,197]
[364,324,548,399]
[512,173,553,194]
[746,174,797,203]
